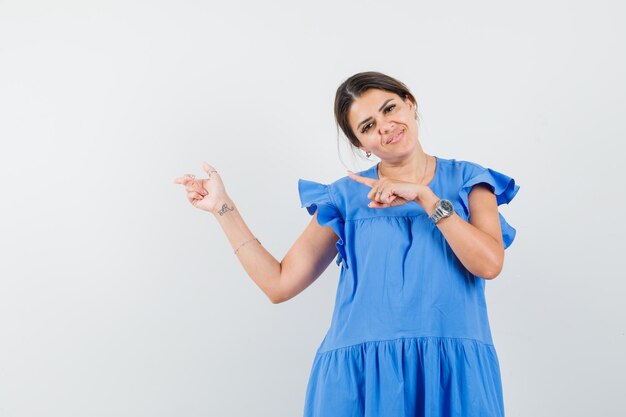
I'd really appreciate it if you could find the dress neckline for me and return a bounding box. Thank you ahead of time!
[373,155,439,188]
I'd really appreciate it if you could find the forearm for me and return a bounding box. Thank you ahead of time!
[418,192,503,280]
[211,197,282,302]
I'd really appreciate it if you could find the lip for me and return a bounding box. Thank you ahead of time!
[386,128,404,144]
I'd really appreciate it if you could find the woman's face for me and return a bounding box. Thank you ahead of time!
[347,88,418,160]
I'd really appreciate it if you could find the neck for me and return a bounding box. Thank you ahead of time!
[378,150,432,183]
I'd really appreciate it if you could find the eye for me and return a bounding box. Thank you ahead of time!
[360,104,396,133]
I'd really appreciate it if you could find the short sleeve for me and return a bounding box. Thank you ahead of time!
[298,179,348,269]
[458,167,520,249]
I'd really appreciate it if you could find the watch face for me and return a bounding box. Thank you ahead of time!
[441,199,454,213]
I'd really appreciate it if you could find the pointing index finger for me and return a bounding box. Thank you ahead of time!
[203,161,220,171]
[347,171,375,188]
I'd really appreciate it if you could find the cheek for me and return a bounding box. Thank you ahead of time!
[357,131,376,145]
[399,112,414,123]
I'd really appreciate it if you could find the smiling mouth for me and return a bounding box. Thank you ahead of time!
[386,129,404,144]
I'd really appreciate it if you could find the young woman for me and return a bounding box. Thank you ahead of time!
[174,71,520,417]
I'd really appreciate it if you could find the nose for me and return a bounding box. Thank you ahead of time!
[380,120,395,134]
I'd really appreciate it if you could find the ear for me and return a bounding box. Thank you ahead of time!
[403,95,415,110]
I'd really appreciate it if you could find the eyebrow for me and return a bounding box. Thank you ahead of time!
[356,99,394,131]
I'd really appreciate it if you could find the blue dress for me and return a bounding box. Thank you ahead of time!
[297,156,520,417]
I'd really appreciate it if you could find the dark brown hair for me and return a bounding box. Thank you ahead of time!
[334,71,419,150]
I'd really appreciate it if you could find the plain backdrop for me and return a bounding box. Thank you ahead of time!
[1,1,625,416]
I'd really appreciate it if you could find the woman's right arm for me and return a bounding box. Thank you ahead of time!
[175,163,339,304]
[212,197,339,303]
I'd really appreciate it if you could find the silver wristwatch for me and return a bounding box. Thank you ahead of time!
[429,199,454,223]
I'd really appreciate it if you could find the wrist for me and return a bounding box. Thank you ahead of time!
[414,188,439,215]
[212,195,236,217]
[428,198,456,225]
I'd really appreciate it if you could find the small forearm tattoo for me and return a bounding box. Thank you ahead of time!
[217,203,235,216]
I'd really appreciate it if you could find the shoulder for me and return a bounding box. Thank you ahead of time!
[324,163,377,214]
[437,156,487,180]
[328,163,376,192]
[445,157,517,194]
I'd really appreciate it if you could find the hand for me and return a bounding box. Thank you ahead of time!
[346,171,430,209]
[174,162,230,213]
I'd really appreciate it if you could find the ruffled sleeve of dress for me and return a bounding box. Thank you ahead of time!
[298,179,348,269]
[458,167,520,249]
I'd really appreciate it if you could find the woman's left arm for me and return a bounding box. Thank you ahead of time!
[420,185,504,280]
[346,171,507,280]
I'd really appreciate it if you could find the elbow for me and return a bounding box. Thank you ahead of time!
[267,286,285,304]
[269,285,297,304]
[472,243,504,280]
[268,283,287,304]
[269,293,293,304]
[269,293,284,304]
[267,265,286,304]
[481,253,504,280]
[480,267,501,280]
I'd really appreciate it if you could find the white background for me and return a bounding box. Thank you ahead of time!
[1,1,624,416]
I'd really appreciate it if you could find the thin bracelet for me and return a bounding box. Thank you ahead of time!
[234,237,261,255]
